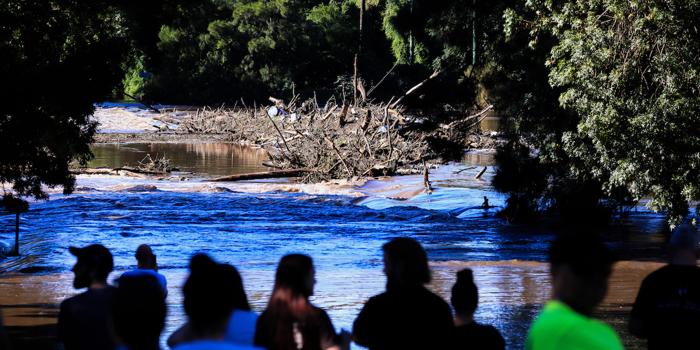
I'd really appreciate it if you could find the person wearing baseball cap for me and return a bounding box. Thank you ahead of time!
[630,223,700,349]
[57,244,116,350]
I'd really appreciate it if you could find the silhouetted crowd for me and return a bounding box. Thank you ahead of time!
[41,225,700,349]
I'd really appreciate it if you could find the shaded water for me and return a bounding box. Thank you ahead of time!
[90,143,268,176]
[0,143,670,349]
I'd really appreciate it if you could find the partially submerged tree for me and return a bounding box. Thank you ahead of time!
[494,0,700,226]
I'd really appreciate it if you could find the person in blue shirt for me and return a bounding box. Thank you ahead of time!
[112,274,165,350]
[120,244,167,297]
[173,254,262,350]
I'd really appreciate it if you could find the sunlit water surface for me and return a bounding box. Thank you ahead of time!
[0,143,672,349]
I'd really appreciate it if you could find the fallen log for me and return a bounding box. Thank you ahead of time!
[114,166,169,176]
[475,166,487,180]
[70,168,118,175]
[211,169,314,182]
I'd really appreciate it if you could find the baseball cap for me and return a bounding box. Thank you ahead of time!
[69,244,114,275]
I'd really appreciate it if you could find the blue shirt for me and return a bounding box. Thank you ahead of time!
[174,340,263,350]
[120,269,168,297]
[225,310,258,345]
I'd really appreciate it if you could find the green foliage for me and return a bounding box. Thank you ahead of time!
[493,0,700,225]
[539,0,700,224]
[0,0,131,199]
[382,0,474,71]
[122,53,147,99]
[143,0,386,104]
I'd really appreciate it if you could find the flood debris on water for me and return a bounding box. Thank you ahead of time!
[176,97,498,183]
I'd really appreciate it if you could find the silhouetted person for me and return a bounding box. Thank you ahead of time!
[629,223,700,349]
[57,244,117,350]
[0,311,9,350]
[169,254,257,348]
[121,244,167,297]
[353,238,453,350]
[255,254,347,350]
[112,274,166,350]
[482,196,490,209]
[173,254,261,350]
[525,234,622,350]
[450,269,505,350]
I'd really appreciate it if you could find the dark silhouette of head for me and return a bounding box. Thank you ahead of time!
[273,254,315,299]
[183,253,250,338]
[112,274,166,350]
[69,244,114,289]
[549,233,615,317]
[135,244,158,270]
[451,268,478,317]
[669,223,700,263]
[382,238,431,289]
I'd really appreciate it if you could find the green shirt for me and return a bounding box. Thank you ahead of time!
[525,301,624,350]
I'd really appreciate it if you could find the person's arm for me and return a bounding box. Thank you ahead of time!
[167,323,192,348]
[253,312,269,348]
[629,277,652,338]
[317,308,348,350]
[56,300,71,350]
[491,326,506,350]
[352,297,378,348]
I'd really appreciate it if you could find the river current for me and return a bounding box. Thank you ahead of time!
[0,143,671,349]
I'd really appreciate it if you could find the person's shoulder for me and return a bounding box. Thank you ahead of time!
[644,264,700,283]
[528,302,580,337]
[60,292,82,311]
[364,291,391,306]
[562,319,623,350]
[174,340,264,350]
[424,287,449,302]
[122,268,159,279]
[419,287,451,309]
[475,323,502,336]
[231,309,259,326]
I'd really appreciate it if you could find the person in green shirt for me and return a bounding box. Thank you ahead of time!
[526,233,624,350]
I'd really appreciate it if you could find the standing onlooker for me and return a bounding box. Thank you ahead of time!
[630,223,700,349]
[255,254,346,350]
[450,268,505,350]
[174,254,261,350]
[525,234,622,350]
[168,255,257,348]
[353,238,454,350]
[120,244,167,297]
[112,274,166,350]
[58,244,117,350]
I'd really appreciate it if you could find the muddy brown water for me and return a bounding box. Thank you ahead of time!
[90,143,269,176]
[0,143,670,349]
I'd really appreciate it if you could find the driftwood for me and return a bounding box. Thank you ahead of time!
[475,166,487,180]
[178,95,490,182]
[114,167,168,176]
[211,169,314,182]
[390,70,441,109]
[423,162,433,193]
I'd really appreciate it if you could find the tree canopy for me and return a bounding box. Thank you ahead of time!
[493,0,700,225]
[0,0,128,199]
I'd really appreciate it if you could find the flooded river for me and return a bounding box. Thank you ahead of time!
[0,143,672,349]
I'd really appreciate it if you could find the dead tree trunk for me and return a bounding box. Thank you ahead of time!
[353,0,366,106]
[13,213,19,256]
